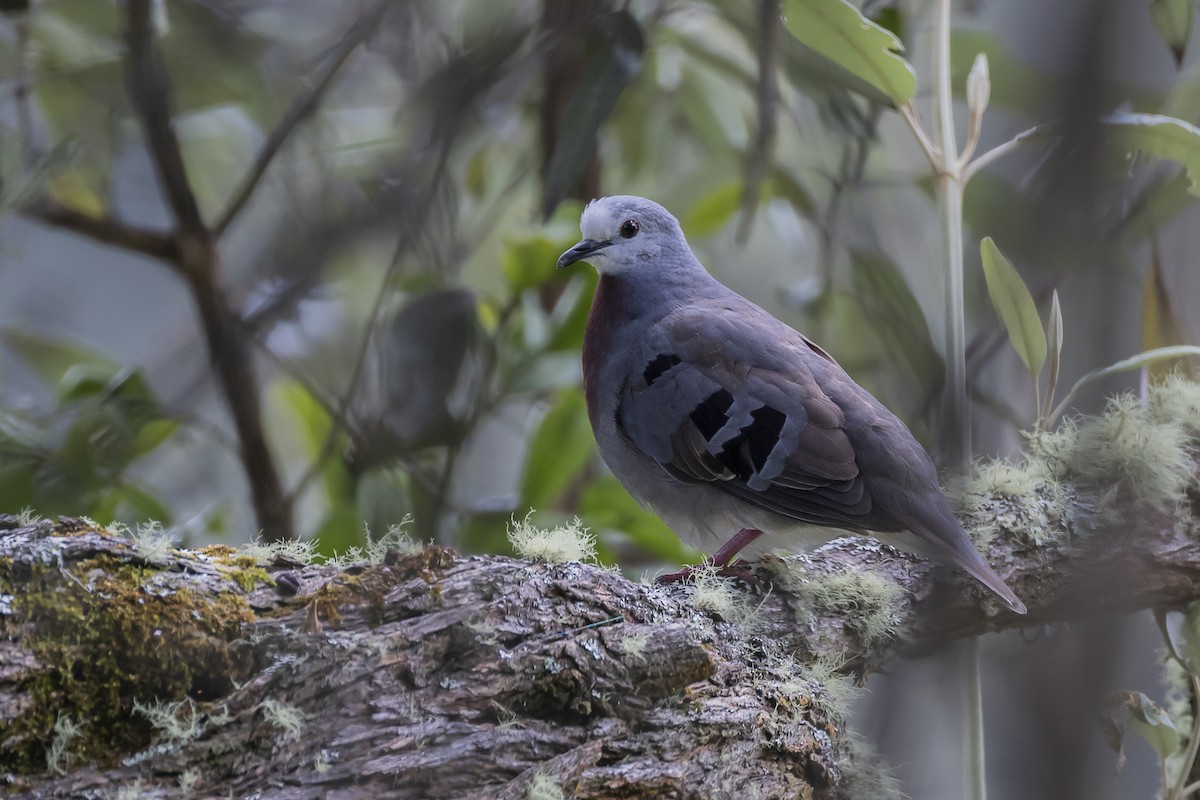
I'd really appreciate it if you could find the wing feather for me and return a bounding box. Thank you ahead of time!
[616,305,891,532]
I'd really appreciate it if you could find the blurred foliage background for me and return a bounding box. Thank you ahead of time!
[1,0,1199,797]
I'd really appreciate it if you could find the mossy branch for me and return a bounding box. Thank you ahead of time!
[1,379,1198,798]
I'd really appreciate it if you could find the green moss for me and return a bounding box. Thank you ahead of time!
[1026,419,1080,482]
[193,547,277,591]
[0,555,253,773]
[195,543,239,560]
[767,559,904,648]
[1073,395,1192,516]
[223,562,275,593]
[302,564,408,628]
[955,458,1067,547]
[1027,392,1194,522]
[1149,373,1200,440]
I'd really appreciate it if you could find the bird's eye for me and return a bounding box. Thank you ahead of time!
[619,219,640,239]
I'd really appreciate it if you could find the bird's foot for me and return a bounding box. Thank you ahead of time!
[655,528,764,585]
[654,560,756,585]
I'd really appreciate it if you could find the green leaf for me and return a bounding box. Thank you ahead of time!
[508,352,581,394]
[781,0,916,108]
[273,378,331,460]
[1150,0,1193,66]
[850,250,943,397]
[113,484,172,526]
[1161,603,1200,673]
[158,0,275,123]
[1103,690,1180,774]
[0,459,37,517]
[455,512,512,555]
[579,476,696,564]
[520,389,596,509]
[1043,290,1064,419]
[676,65,744,154]
[176,105,262,220]
[769,168,816,219]
[502,236,569,293]
[1124,692,1180,760]
[57,363,121,403]
[542,10,644,217]
[0,328,117,389]
[685,183,743,237]
[46,170,105,217]
[131,419,179,458]
[465,145,489,198]
[980,237,1047,377]
[546,271,599,353]
[1050,345,1200,421]
[1102,113,1200,197]
[311,505,365,561]
[270,378,353,504]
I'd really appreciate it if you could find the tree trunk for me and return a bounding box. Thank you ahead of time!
[0,455,1197,797]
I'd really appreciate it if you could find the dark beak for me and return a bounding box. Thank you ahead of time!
[556,239,612,269]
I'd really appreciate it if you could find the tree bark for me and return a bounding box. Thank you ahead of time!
[1,464,1198,799]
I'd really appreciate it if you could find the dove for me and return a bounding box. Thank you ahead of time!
[556,195,1026,615]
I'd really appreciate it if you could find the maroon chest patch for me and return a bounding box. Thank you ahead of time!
[582,274,622,419]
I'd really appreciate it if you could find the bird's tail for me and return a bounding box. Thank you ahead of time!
[954,548,1027,615]
[899,507,1028,615]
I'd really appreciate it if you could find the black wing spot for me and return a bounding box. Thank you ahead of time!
[685,393,786,483]
[744,405,786,474]
[643,353,682,386]
[689,388,734,440]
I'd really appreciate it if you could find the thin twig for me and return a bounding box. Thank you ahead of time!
[124,0,206,238]
[282,222,406,509]
[123,0,293,540]
[1170,675,1200,799]
[958,104,983,171]
[735,0,779,245]
[815,107,877,299]
[213,1,389,237]
[23,201,180,263]
[962,122,1060,185]
[900,102,941,171]
[285,143,455,508]
[14,12,36,166]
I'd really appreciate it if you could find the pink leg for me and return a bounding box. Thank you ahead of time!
[656,528,764,584]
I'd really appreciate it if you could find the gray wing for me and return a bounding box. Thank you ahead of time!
[617,305,894,532]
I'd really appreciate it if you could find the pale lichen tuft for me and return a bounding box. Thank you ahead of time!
[132,697,203,744]
[1072,394,1192,516]
[767,557,905,647]
[508,514,597,565]
[45,713,83,775]
[258,698,305,741]
[127,521,176,563]
[527,771,566,800]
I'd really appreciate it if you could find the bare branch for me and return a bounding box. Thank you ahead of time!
[22,200,180,264]
[213,1,390,238]
[123,0,206,238]
[734,0,779,245]
[114,0,295,540]
[900,102,941,172]
[14,12,36,166]
[5,484,1200,796]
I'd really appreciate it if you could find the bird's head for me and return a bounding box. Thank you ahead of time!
[556,195,688,275]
